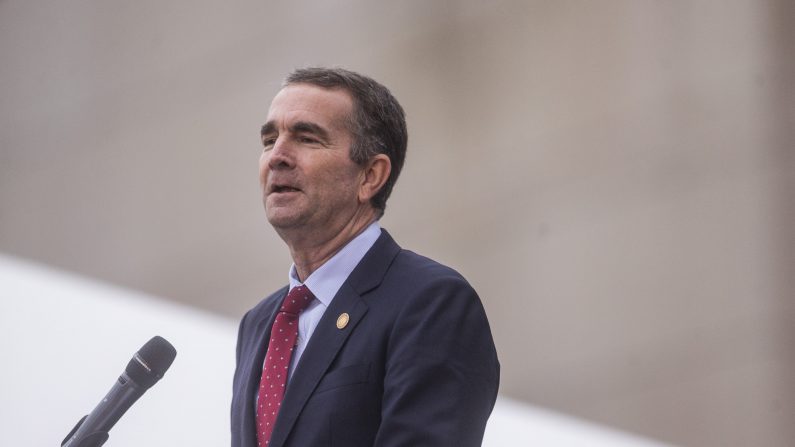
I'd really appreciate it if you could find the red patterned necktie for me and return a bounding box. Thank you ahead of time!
[256,285,314,446]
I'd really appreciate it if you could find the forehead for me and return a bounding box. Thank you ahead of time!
[266,83,353,130]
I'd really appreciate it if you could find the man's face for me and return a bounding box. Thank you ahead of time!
[259,84,365,235]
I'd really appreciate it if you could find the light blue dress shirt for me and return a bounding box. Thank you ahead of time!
[284,221,381,379]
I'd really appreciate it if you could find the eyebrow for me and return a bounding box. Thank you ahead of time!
[261,122,276,137]
[260,120,331,143]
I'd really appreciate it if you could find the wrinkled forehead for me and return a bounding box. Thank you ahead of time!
[266,83,354,130]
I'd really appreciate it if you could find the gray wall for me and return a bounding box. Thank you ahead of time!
[1,1,793,445]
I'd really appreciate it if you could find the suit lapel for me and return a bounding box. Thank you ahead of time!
[268,284,368,447]
[268,230,401,447]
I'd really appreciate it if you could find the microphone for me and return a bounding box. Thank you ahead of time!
[61,336,177,447]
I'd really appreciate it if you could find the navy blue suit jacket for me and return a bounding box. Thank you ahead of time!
[231,230,499,447]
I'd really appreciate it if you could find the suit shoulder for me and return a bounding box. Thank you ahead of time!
[388,248,474,292]
[393,249,466,283]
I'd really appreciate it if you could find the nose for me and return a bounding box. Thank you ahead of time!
[267,136,295,170]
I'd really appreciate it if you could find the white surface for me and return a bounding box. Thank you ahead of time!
[484,398,670,446]
[0,254,671,446]
[0,254,238,446]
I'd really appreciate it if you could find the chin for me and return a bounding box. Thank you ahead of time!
[265,208,305,230]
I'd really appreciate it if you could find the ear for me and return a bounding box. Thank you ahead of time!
[358,154,391,203]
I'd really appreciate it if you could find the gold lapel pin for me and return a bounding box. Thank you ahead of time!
[336,312,350,329]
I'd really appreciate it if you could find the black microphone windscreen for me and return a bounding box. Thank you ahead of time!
[125,336,177,389]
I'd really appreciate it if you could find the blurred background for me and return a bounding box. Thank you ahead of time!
[1,0,793,446]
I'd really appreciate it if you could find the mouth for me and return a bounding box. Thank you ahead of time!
[269,184,301,195]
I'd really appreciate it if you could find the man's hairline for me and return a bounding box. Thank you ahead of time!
[279,81,363,154]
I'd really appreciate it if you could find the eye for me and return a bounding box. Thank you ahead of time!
[261,136,276,150]
[298,135,319,144]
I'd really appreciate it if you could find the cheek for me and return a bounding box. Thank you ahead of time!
[258,153,270,183]
[326,165,364,196]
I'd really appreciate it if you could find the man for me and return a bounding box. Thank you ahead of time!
[231,67,499,447]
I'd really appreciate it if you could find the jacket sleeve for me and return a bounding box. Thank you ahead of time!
[374,274,500,447]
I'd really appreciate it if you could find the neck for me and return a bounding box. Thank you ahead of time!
[280,209,378,282]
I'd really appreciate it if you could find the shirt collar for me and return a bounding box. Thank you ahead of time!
[287,221,381,307]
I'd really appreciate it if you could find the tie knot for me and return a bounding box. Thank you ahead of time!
[280,285,314,315]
